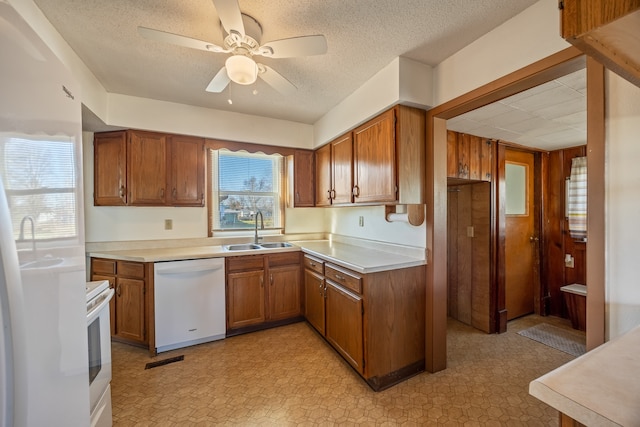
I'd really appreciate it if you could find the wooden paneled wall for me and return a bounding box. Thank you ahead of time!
[447,182,491,332]
[544,145,587,318]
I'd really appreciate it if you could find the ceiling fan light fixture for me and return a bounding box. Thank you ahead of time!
[225,55,257,85]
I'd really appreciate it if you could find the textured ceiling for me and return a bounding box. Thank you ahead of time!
[447,69,586,151]
[32,0,538,126]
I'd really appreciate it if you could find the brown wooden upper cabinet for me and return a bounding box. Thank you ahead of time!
[315,105,425,207]
[447,130,493,183]
[315,133,354,206]
[94,130,205,207]
[560,0,640,88]
[353,109,397,204]
[287,149,315,207]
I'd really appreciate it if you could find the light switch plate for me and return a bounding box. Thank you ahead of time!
[164,219,173,230]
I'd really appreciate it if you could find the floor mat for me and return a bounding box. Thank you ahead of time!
[517,323,586,357]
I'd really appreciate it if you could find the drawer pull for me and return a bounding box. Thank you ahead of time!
[310,262,316,267]
[334,274,344,280]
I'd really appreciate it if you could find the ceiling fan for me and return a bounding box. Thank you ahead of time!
[137,0,327,96]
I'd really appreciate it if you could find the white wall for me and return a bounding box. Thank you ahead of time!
[314,57,433,147]
[433,0,570,105]
[327,205,426,248]
[605,72,640,339]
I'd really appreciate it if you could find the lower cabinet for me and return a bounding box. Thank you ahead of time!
[325,281,364,374]
[226,252,302,335]
[303,254,426,391]
[304,266,325,335]
[90,258,154,353]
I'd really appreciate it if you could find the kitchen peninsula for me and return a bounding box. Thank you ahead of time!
[89,238,426,390]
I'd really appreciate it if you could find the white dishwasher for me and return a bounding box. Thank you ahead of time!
[154,257,226,353]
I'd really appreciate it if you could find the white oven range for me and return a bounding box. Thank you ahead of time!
[86,280,114,427]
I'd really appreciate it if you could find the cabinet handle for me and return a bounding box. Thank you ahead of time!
[352,186,360,197]
[172,188,177,199]
[295,192,299,201]
[334,274,344,281]
[318,282,323,295]
[260,276,263,288]
[119,185,125,199]
[323,285,327,299]
[331,189,336,199]
[160,188,165,198]
[270,274,273,285]
[310,262,316,267]
[116,285,121,297]
[327,190,332,200]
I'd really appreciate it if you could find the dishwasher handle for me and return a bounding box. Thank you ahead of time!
[155,260,224,275]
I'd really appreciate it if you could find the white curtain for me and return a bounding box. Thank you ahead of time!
[567,156,587,240]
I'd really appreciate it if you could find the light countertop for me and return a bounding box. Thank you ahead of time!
[529,325,640,426]
[295,240,425,273]
[88,240,426,274]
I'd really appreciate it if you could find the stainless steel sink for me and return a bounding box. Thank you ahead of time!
[223,244,262,251]
[259,242,293,248]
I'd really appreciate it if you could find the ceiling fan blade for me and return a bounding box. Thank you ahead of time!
[137,26,227,53]
[205,67,231,92]
[259,35,327,58]
[212,0,245,37]
[257,64,297,96]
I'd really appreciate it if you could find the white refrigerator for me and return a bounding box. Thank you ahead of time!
[0,1,91,426]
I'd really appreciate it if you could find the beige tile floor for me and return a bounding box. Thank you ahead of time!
[111,315,579,426]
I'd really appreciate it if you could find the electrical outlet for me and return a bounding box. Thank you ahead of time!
[164,219,173,230]
[565,254,574,268]
[358,216,364,227]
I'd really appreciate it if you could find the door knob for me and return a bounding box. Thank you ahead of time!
[529,236,539,242]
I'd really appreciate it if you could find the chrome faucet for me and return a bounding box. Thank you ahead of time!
[254,210,264,244]
[19,215,37,258]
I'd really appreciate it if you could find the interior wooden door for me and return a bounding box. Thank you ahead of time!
[505,149,537,320]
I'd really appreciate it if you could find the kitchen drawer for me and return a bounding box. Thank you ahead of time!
[117,261,145,279]
[325,264,362,294]
[226,255,265,272]
[303,255,324,275]
[268,251,300,267]
[91,258,116,275]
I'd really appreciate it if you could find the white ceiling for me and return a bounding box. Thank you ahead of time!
[31,0,585,151]
[32,0,538,126]
[447,68,586,151]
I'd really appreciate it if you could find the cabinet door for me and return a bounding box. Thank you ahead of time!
[446,130,459,179]
[457,133,470,179]
[315,144,332,206]
[94,131,127,206]
[480,139,493,182]
[114,277,146,343]
[353,109,397,203]
[331,134,354,205]
[169,135,205,206]
[227,270,265,329]
[304,269,325,335]
[128,131,167,205]
[269,265,301,321]
[291,150,315,207]
[325,281,364,374]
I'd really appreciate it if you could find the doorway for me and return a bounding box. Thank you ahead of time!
[425,49,605,373]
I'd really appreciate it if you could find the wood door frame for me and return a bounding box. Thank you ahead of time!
[425,47,605,372]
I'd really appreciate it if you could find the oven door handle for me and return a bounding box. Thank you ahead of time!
[87,289,114,324]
